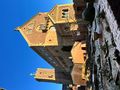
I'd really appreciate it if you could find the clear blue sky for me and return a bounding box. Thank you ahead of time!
[0,0,72,90]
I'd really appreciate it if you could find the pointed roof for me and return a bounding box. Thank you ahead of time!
[16,12,59,46]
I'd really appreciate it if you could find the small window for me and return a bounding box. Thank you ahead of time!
[82,47,86,50]
[64,27,69,30]
[55,50,59,53]
[62,9,69,18]
[77,7,81,11]
[64,26,70,32]
[48,75,53,78]
[61,46,72,52]
[62,9,68,12]
[39,72,42,74]
[44,17,49,20]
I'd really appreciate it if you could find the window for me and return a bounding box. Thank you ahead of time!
[64,26,70,32]
[82,47,86,50]
[64,26,69,30]
[61,46,72,52]
[48,75,53,78]
[77,6,81,11]
[44,17,49,20]
[62,9,69,18]
[39,72,42,74]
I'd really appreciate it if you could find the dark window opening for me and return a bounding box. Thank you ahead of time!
[78,86,86,90]
[99,11,105,19]
[83,53,87,55]
[62,9,69,18]
[77,7,81,11]
[61,46,72,52]
[45,17,49,20]
[84,56,86,60]
[48,75,53,78]
[62,9,68,12]
[64,27,69,30]
[55,50,59,53]
[82,47,86,50]
[64,26,70,32]
[82,3,95,25]
[84,0,95,3]
[105,25,111,32]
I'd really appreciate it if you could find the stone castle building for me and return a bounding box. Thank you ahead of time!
[17,2,87,90]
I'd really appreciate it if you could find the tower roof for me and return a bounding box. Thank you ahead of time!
[16,12,59,46]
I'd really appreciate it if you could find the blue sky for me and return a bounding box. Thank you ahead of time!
[0,0,72,90]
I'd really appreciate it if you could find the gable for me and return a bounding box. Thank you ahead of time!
[17,13,59,46]
[17,13,48,46]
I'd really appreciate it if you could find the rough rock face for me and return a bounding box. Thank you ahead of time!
[81,0,120,90]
